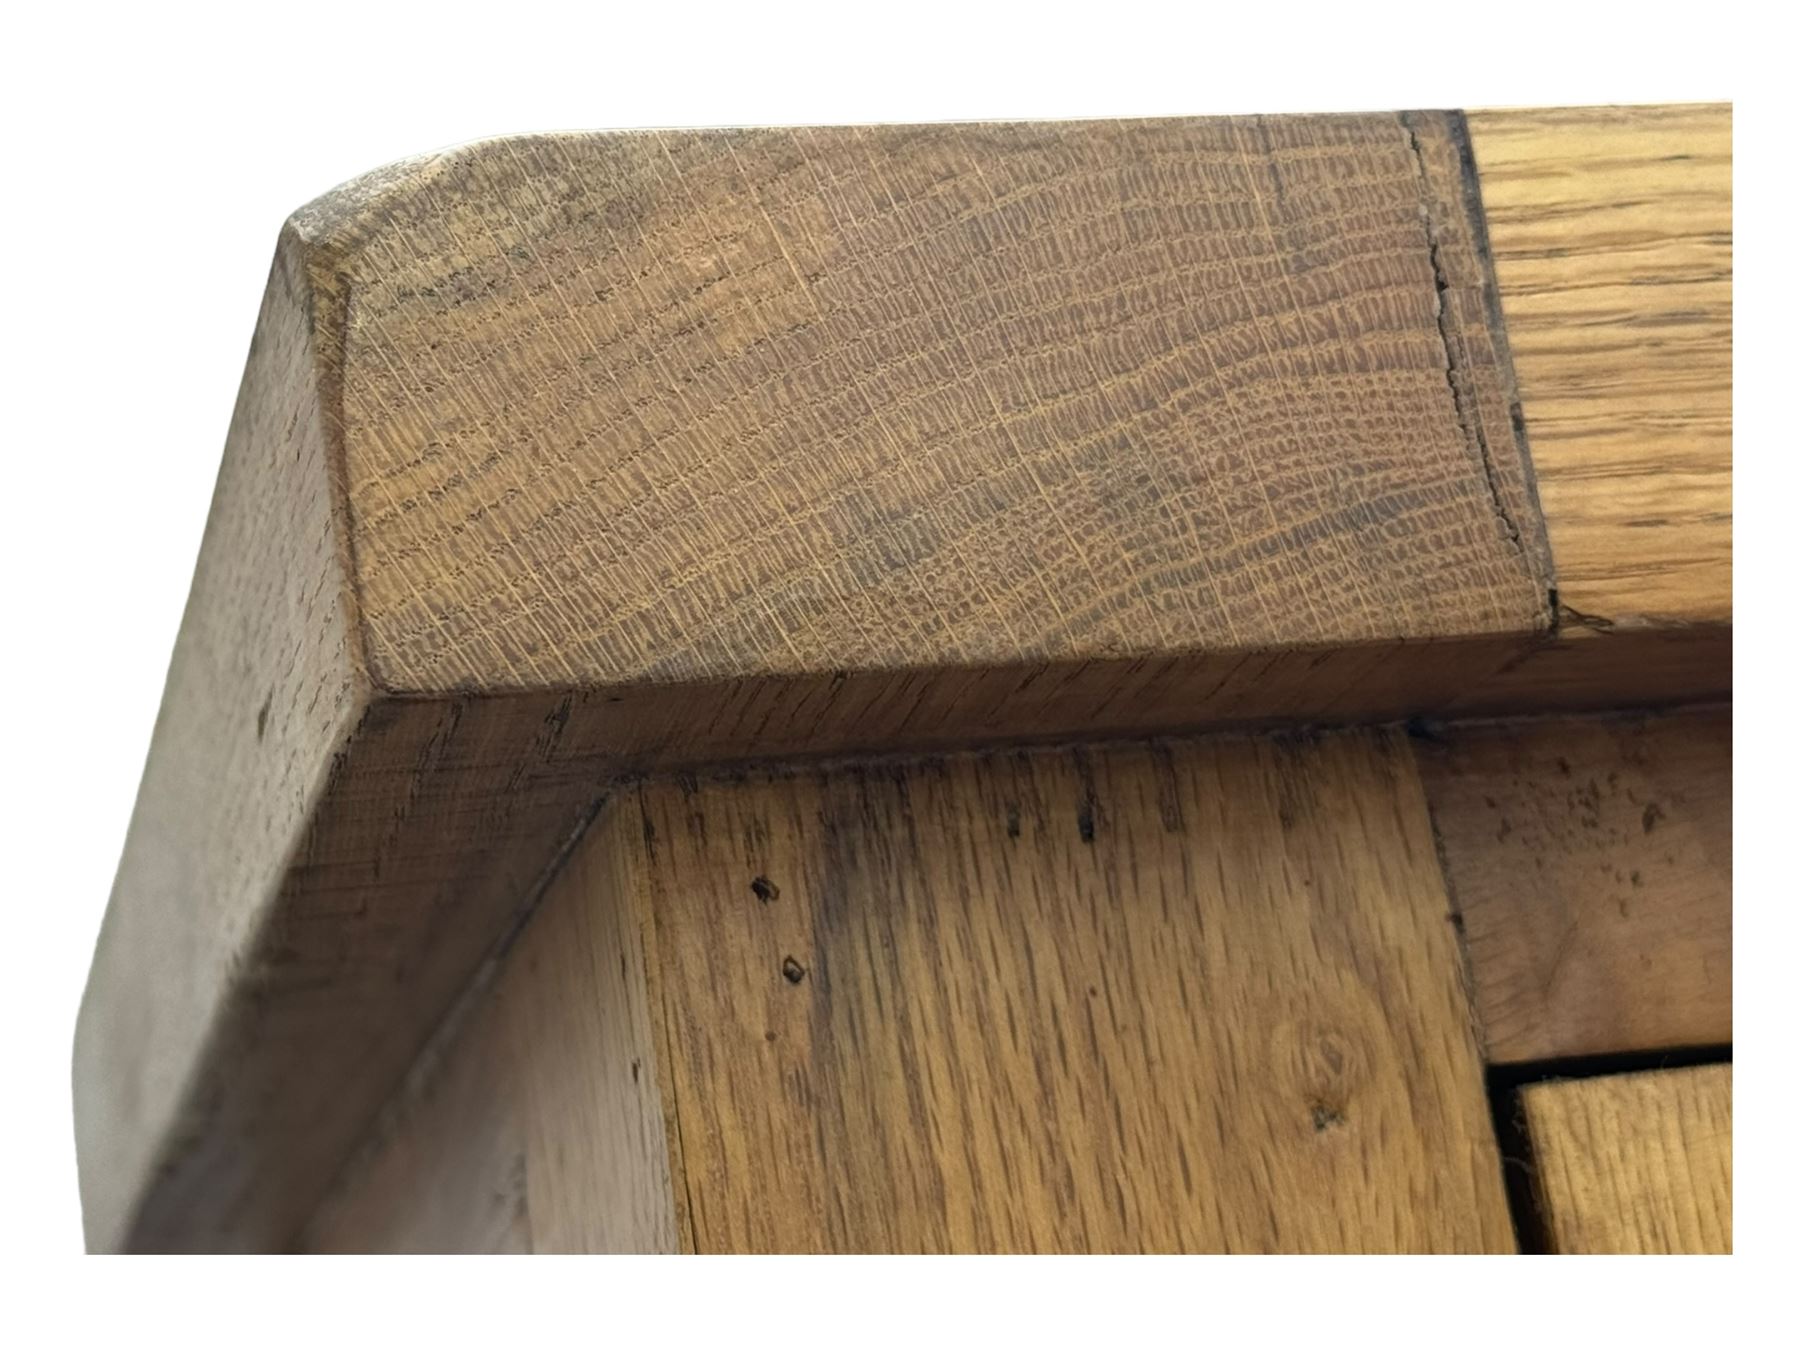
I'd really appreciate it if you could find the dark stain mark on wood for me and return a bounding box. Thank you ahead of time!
[1076,797,1097,844]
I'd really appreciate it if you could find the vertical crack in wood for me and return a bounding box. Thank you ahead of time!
[1400,114,1528,566]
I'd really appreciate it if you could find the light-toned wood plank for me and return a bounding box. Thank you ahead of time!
[1522,1064,1731,1253]
[1414,709,1730,1063]
[1468,103,1731,626]
[643,731,1512,1251]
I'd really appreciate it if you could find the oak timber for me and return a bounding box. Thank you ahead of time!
[76,106,1731,1252]
[1414,709,1730,1063]
[321,113,1548,689]
[1521,1064,1731,1254]
[308,730,1512,1253]
[1466,104,1731,627]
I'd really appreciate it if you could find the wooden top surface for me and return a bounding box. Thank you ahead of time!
[296,111,1551,694]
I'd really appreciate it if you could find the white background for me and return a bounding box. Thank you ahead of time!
[0,0,1782,1338]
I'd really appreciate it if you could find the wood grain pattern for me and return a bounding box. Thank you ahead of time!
[77,106,1731,1252]
[308,113,1548,692]
[310,729,1512,1253]
[1521,1064,1731,1253]
[1467,104,1731,625]
[1414,709,1730,1063]
[644,731,1511,1252]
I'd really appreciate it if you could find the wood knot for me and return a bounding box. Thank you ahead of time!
[1309,1102,1347,1133]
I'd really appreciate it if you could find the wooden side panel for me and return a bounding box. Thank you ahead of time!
[1468,104,1732,625]
[71,233,368,1254]
[303,800,681,1254]
[638,731,1509,1252]
[1522,1065,1731,1253]
[1414,710,1730,1063]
